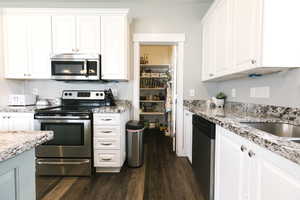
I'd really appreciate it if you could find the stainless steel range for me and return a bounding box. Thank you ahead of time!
[35,89,115,176]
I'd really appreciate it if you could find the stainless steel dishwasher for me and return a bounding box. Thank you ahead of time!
[192,114,215,200]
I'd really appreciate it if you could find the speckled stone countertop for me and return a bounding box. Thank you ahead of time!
[184,100,300,166]
[0,100,131,114]
[92,100,131,113]
[0,105,50,113]
[0,130,53,162]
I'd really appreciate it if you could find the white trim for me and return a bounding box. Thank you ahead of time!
[133,33,186,43]
[2,8,129,15]
[133,42,140,120]
[132,33,186,157]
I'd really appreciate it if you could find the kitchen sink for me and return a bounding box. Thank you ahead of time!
[241,122,300,140]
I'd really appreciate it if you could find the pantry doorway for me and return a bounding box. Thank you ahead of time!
[132,33,185,156]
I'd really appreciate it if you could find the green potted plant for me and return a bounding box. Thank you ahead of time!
[214,92,227,107]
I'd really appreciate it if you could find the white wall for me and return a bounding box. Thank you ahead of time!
[0,9,24,106]
[217,69,300,107]
[0,0,218,102]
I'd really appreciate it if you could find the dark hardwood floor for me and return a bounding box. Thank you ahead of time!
[36,130,204,200]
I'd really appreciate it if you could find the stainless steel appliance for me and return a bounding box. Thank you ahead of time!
[35,89,115,176]
[51,54,101,81]
[192,115,215,200]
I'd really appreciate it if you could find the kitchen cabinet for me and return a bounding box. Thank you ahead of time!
[215,126,300,200]
[184,109,193,163]
[0,113,34,131]
[3,12,52,79]
[52,15,101,54]
[202,0,300,82]
[93,110,130,173]
[101,15,129,80]
[0,149,36,200]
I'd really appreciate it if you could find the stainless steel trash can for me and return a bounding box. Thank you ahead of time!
[126,120,144,167]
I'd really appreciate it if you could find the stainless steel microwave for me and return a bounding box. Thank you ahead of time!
[51,54,101,81]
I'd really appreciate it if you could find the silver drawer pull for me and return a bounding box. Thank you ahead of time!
[240,145,247,152]
[102,131,112,133]
[101,143,113,146]
[101,118,112,121]
[248,151,255,158]
[101,158,112,161]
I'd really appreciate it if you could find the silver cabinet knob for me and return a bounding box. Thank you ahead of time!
[240,145,247,152]
[7,116,10,119]
[251,60,257,65]
[248,150,255,158]
[209,73,214,77]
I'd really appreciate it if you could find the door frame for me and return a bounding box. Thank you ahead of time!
[132,33,186,156]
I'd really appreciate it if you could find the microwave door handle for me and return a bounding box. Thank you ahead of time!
[84,59,88,77]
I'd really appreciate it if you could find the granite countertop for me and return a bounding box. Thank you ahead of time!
[184,101,300,166]
[0,105,49,113]
[0,130,53,162]
[0,100,131,114]
[92,100,131,113]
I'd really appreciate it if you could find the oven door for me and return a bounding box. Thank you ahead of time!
[51,59,100,80]
[35,119,91,158]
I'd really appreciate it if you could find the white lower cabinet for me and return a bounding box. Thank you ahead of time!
[184,109,193,163]
[0,113,34,131]
[215,125,300,200]
[93,111,129,173]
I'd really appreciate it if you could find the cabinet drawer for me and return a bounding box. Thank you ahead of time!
[94,114,120,125]
[94,126,120,138]
[94,138,120,150]
[94,150,120,167]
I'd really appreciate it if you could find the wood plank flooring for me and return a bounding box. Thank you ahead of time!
[36,131,204,200]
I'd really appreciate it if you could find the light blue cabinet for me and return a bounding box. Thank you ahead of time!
[0,149,36,200]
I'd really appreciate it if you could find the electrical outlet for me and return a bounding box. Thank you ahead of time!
[189,89,195,97]
[32,88,38,95]
[231,88,236,98]
[111,88,118,98]
[250,87,270,98]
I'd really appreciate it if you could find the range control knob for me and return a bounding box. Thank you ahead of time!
[96,93,99,96]
[64,93,68,96]
[100,93,104,96]
[68,93,72,96]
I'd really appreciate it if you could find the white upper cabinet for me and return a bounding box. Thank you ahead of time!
[3,9,130,81]
[3,11,52,79]
[101,15,129,80]
[27,16,52,79]
[4,14,28,79]
[52,15,101,54]
[52,16,76,54]
[202,0,300,82]
[76,16,101,54]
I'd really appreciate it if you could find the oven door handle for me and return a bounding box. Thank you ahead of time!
[36,160,90,165]
[84,59,88,77]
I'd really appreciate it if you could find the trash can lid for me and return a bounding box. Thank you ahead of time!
[126,120,144,130]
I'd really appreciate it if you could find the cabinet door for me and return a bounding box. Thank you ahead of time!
[8,114,34,131]
[202,11,216,81]
[184,110,193,163]
[52,16,76,54]
[214,0,233,76]
[233,0,261,70]
[249,144,300,200]
[76,16,101,54]
[215,126,250,200]
[27,15,52,79]
[101,15,128,80]
[0,114,8,130]
[4,14,28,78]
